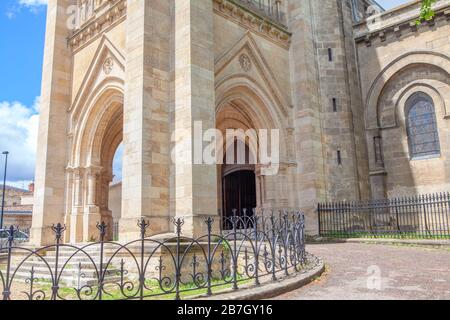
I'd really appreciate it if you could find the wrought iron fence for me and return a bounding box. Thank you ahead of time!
[318,192,450,238]
[0,228,30,250]
[0,210,308,300]
[112,221,119,242]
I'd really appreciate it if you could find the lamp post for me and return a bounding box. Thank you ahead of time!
[0,151,9,230]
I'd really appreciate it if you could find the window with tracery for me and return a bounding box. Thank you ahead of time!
[406,92,440,159]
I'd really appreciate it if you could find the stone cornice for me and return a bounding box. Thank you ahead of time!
[68,0,290,51]
[213,0,291,49]
[68,0,126,53]
[354,2,450,47]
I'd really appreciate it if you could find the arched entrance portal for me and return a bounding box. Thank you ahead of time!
[67,88,123,243]
[216,99,260,229]
[215,80,289,230]
[222,143,257,228]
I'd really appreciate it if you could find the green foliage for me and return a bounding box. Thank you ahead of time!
[417,0,436,24]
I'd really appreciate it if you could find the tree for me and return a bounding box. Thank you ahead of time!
[418,0,436,24]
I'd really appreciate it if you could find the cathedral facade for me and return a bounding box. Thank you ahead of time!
[30,0,450,245]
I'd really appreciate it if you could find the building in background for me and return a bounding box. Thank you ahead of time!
[29,0,450,245]
[1,183,34,230]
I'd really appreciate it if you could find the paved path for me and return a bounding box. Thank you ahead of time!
[272,242,450,300]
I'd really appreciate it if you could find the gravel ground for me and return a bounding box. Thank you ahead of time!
[271,242,450,300]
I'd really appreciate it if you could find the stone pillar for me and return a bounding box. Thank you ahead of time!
[63,168,74,243]
[98,171,113,240]
[288,0,327,234]
[87,168,98,206]
[120,0,171,240]
[69,167,84,243]
[82,166,103,242]
[367,129,387,200]
[173,0,219,237]
[31,0,75,246]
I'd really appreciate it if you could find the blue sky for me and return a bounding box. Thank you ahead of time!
[0,0,47,189]
[377,0,410,9]
[0,0,410,188]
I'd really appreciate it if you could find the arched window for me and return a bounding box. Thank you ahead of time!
[406,92,440,159]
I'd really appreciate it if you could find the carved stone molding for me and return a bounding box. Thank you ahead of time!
[355,5,450,46]
[103,57,114,74]
[213,0,291,49]
[68,0,127,53]
[239,53,252,72]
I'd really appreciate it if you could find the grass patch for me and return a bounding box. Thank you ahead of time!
[16,276,251,300]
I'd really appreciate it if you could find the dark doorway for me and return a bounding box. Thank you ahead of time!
[222,170,256,229]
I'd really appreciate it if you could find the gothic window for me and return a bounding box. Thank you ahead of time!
[406,92,440,160]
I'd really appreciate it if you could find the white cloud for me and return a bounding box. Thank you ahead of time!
[18,0,48,7]
[0,98,123,187]
[0,97,40,184]
[6,0,47,18]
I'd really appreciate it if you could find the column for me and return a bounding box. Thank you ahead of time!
[69,167,84,243]
[288,0,327,234]
[30,0,75,246]
[174,0,219,237]
[82,166,103,242]
[120,0,172,240]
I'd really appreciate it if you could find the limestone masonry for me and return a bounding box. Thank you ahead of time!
[30,0,450,245]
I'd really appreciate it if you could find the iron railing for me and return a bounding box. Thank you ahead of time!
[0,210,310,300]
[112,221,119,242]
[0,228,29,250]
[318,192,450,238]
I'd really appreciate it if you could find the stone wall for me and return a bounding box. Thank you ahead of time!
[355,0,450,198]
[0,186,30,207]
[31,0,450,244]
[3,212,32,230]
[108,182,121,222]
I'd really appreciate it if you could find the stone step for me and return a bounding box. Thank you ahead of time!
[13,263,120,275]
[24,256,103,263]
[40,245,161,256]
[12,270,122,287]
[19,260,113,271]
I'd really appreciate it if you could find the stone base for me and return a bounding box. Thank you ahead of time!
[118,216,171,242]
[174,215,221,239]
[30,225,57,247]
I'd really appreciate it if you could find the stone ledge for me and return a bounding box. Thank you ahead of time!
[194,254,325,300]
[314,237,450,248]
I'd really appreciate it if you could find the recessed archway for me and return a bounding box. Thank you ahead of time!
[66,87,124,242]
[221,141,257,229]
[215,75,290,228]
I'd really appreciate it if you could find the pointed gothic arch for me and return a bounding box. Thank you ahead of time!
[215,73,291,223]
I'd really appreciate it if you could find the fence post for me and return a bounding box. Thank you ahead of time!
[2,225,15,300]
[270,212,277,282]
[421,194,430,236]
[205,217,213,296]
[173,218,184,300]
[138,218,149,300]
[317,203,322,236]
[253,212,260,286]
[283,212,289,276]
[96,222,107,300]
[231,209,238,290]
[51,223,66,301]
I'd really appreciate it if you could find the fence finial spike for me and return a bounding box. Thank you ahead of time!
[96,221,108,240]
[51,223,66,241]
[137,217,150,238]
[172,217,185,236]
